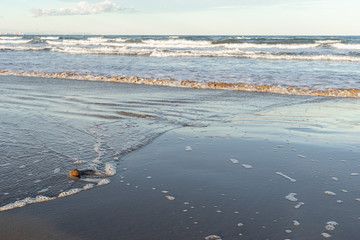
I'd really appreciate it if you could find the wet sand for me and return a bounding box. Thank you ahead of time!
[1,125,360,240]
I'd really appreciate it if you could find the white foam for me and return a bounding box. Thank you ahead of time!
[321,233,332,238]
[326,221,338,227]
[241,164,253,169]
[315,40,342,44]
[185,146,192,151]
[276,172,296,182]
[293,220,300,226]
[294,202,304,209]
[0,39,31,44]
[40,36,59,40]
[204,235,222,240]
[83,184,94,190]
[58,188,82,198]
[325,225,336,231]
[331,177,338,181]
[230,158,239,164]
[165,195,175,200]
[224,43,319,50]
[351,173,359,176]
[104,162,116,176]
[237,223,244,227]
[53,168,60,173]
[285,193,298,202]
[324,191,336,196]
[332,43,360,50]
[0,195,56,212]
[97,179,110,186]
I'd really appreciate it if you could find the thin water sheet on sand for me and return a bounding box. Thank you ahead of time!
[1,75,360,239]
[1,126,360,240]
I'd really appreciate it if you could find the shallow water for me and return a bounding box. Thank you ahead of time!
[1,74,359,211]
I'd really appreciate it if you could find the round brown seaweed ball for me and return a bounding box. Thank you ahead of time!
[70,169,81,177]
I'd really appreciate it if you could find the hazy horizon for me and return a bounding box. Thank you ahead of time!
[1,0,360,35]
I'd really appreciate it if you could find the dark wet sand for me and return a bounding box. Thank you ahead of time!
[1,126,360,240]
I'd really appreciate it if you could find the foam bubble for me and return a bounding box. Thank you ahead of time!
[324,191,336,196]
[237,223,244,227]
[165,195,175,200]
[241,164,253,169]
[204,235,222,240]
[185,146,192,151]
[294,202,304,209]
[285,193,298,202]
[97,179,110,186]
[230,158,239,164]
[321,233,332,238]
[293,220,300,226]
[326,221,338,227]
[53,168,60,173]
[276,172,296,182]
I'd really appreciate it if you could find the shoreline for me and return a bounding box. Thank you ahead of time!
[1,70,360,98]
[1,126,360,239]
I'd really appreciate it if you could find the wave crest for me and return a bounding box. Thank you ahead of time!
[1,70,359,98]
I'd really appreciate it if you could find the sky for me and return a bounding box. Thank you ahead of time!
[1,0,360,35]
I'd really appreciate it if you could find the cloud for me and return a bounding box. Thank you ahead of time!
[31,1,129,17]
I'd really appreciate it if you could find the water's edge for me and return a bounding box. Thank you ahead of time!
[1,70,360,98]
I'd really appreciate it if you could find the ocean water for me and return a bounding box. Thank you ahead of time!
[1,35,360,97]
[1,35,360,211]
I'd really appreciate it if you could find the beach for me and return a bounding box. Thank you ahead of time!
[1,74,360,239]
[1,126,360,240]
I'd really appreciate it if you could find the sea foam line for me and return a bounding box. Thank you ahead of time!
[0,178,110,212]
[1,70,360,99]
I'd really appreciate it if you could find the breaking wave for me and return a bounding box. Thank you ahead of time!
[48,46,360,62]
[1,70,359,98]
[1,35,360,63]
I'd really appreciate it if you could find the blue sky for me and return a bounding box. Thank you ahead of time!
[1,0,360,35]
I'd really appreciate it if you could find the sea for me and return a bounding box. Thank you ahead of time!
[1,35,360,212]
[1,35,360,96]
